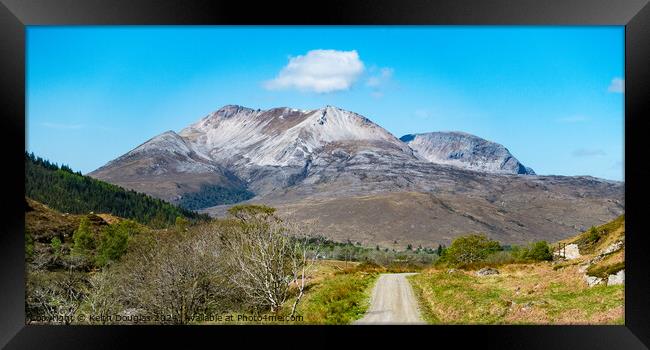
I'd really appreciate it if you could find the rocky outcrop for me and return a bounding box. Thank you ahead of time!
[583,270,624,287]
[601,241,624,255]
[585,275,604,287]
[400,132,535,175]
[476,267,500,276]
[555,243,582,260]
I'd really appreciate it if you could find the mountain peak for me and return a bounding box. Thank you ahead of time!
[401,131,535,175]
[213,105,256,118]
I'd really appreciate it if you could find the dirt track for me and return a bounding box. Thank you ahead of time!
[354,273,425,324]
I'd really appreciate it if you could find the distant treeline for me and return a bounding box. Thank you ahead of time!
[25,152,209,227]
[178,184,255,210]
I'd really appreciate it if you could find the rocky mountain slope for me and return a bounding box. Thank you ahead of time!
[400,132,535,175]
[89,130,246,203]
[89,105,624,246]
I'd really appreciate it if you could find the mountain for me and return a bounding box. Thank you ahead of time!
[26,152,208,227]
[176,105,417,196]
[400,132,535,175]
[89,105,624,245]
[89,130,250,204]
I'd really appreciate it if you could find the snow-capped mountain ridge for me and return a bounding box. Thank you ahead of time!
[179,105,412,168]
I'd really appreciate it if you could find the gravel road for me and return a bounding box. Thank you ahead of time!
[354,273,425,324]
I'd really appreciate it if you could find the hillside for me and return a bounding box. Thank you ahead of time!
[206,176,622,246]
[409,216,625,324]
[26,152,208,227]
[555,215,625,286]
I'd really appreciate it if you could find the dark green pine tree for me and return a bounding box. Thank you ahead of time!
[25,152,209,227]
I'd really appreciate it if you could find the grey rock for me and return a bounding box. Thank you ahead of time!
[585,275,603,287]
[556,243,581,260]
[476,267,500,276]
[607,270,624,286]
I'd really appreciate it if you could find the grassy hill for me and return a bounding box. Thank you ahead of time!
[408,216,625,324]
[26,152,209,227]
[553,215,625,285]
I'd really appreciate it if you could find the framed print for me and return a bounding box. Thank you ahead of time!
[1,0,649,348]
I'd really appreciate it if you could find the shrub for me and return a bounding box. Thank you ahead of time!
[72,217,95,254]
[99,228,231,324]
[95,223,130,267]
[586,261,625,278]
[227,204,276,221]
[525,241,553,261]
[25,234,34,259]
[50,237,63,257]
[443,234,501,267]
[585,226,600,244]
[483,250,516,265]
[175,216,189,232]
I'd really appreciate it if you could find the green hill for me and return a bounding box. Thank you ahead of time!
[25,152,209,227]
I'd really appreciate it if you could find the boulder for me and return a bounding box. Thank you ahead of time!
[607,270,625,286]
[476,267,500,276]
[585,275,603,287]
[563,244,581,260]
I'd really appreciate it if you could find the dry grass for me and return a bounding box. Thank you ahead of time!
[409,261,623,325]
[199,259,376,325]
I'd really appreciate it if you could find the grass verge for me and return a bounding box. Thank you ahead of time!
[199,260,378,325]
[409,264,623,325]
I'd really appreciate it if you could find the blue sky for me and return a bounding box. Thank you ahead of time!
[26,26,624,180]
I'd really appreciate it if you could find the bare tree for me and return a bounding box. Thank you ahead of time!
[289,230,323,317]
[219,206,323,314]
[26,268,86,324]
[107,229,231,324]
[78,269,129,324]
[219,214,295,312]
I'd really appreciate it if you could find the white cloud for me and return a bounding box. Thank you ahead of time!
[264,49,365,93]
[608,77,624,93]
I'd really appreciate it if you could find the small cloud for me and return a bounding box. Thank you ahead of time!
[572,148,606,157]
[557,115,589,123]
[40,122,85,130]
[608,77,624,93]
[366,67,394,88]
[264,49,365,93]
[366,67,394,99]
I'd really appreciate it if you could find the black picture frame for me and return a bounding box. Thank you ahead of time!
[1,0,649,348]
